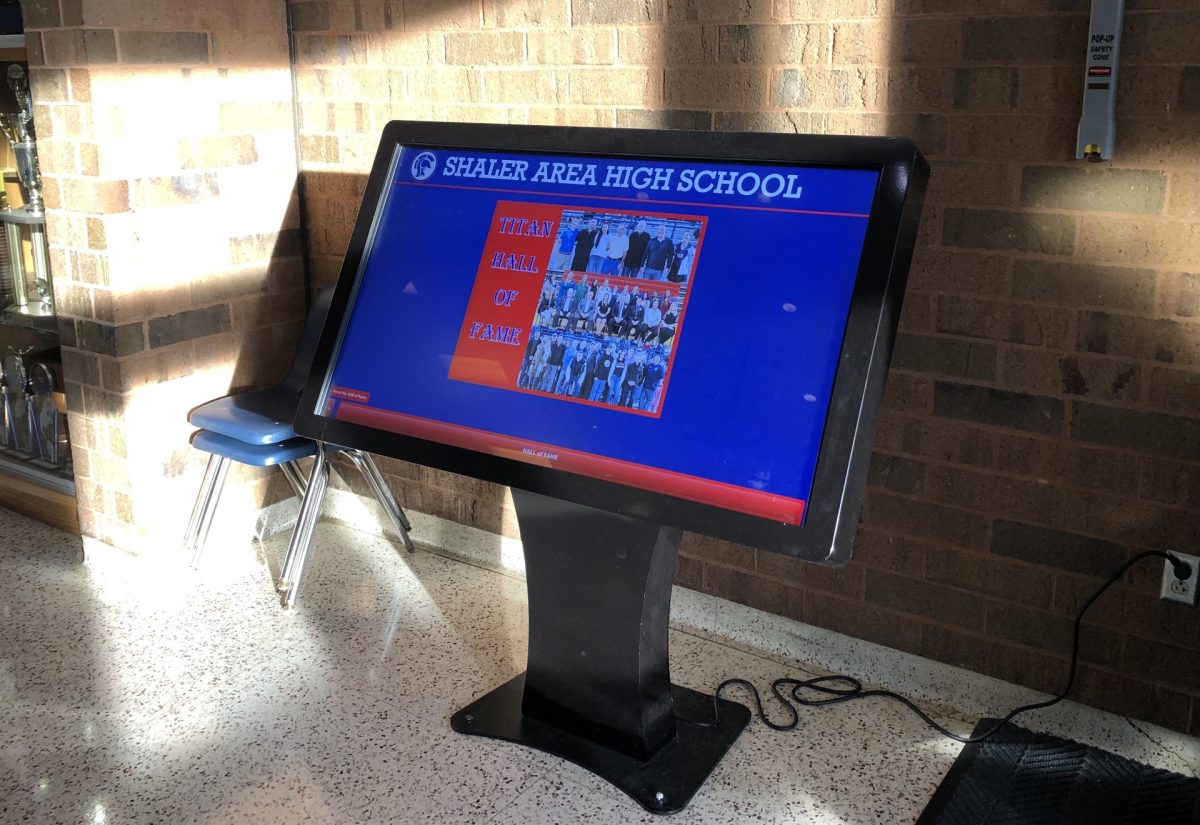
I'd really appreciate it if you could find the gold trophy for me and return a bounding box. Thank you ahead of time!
[0,64,53,317]
[2,65,42,215]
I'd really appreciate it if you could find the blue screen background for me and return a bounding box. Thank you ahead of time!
[324,146,879,505]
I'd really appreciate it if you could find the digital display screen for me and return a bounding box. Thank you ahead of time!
[319,146,880,525]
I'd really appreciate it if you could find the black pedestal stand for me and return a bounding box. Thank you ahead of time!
[450,489,750,814]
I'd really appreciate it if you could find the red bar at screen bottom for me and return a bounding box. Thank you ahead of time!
[334,402,806,526]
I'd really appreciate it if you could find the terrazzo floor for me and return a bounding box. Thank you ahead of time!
[2,506,974,824]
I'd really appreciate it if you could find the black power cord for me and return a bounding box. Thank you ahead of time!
[705,550,1193,744]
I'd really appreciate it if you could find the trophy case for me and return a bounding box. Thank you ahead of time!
[0,15,77,534]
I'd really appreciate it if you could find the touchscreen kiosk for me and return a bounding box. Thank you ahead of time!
[296,121,927,813]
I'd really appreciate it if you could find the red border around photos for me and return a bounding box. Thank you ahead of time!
[517,204,707,419]
[528,274,688,419]
[335,401,807,525]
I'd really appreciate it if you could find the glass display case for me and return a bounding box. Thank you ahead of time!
[0,15,75,530]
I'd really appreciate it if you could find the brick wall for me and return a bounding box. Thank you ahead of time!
[311,0,1198,734]
[22,0,304,552]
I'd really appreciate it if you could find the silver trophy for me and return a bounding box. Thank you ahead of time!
[28,361,61,466]
[1,349,30,453]
[0,65,53,316]
[2,65,42,215]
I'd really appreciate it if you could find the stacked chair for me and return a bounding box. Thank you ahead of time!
[183,288,414,607]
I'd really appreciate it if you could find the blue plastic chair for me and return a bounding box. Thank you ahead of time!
[183,288,413,607]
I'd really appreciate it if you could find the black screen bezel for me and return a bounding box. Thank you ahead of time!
[295,121,928,565]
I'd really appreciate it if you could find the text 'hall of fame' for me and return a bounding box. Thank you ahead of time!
[459,204,563,354]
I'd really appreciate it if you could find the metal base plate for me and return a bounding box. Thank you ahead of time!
[451,672,751,815]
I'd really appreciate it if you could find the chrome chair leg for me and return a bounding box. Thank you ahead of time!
[279,459,309,499]
[279,443,329,608]
[183,454,220,550]
[346,449,414,550]
[185,453,230,567]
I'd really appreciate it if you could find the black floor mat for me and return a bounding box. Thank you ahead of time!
[916,719,1200,825]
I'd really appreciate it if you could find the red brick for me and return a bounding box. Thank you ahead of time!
[1148,366,1200,415]
[757,551,864,598]
[981,458,1200,550]
[865,569,984,630]
[42,29,117,66]
[718,24,824,64]
[891,333,997,381]
[1122,10,1200,64]
[887,66,954,111]
[953,67,1019,110]
[679,532,755,571]
[867,452,927,496]
[703,565,792,616]
[289,2,331,31]
[444,31,524,65]
[1138,456,1200,510]
[993,436,1139,495]
[119,31,209,65]
[907,248,1011,295]
[1158,272,1200,318]
[986,601,1122,667]
[676,554,703,589]
[666,67,766,108]
[27,32,44,66]
[927,546,1052,608]
[1079,311,1200,366]
[1118,589,1200,653]
[921,626,1069,696]
[1120,118,1200,167]
[873,413,999,468]
[480,70,562,105]
[924,161,1016,208]
[1073,665,1193,732]
[21,0,61,27]
[865,491,990,549]
[1117,65,1190,116]
[943,208,1076,256]
[46,178,130,215]
[1022,166,1168,215]
[575,0,663,24]
[803,592,924,655]
[615,109,710,130]
[772,68,882,109]
[1072,402,1200,466]
[937,296,1073,348]
[1166,172,1200,219]
[1000,349,1140,402]
[898,292,934,333]
[1122,637,1200,692]
[1017,66,1080,112]
[820,113,947,158]
[850,527,927,576]
[1079,217,1200,268]
[668,0,771,22]
[880,372,934,414]
[482,0,568,27]
[831,18,961,66]
[948,115,1076,162]
[531,28,616,65]
[1011,260,1156,312]
[777,0,881,19]
[402,0,481,28]
[570,68,661,106]
[962,15,1088,63]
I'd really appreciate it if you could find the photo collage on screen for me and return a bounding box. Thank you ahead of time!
[516,208,704,416]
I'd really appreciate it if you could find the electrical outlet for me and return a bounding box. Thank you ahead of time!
[1161,551,1199,607]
